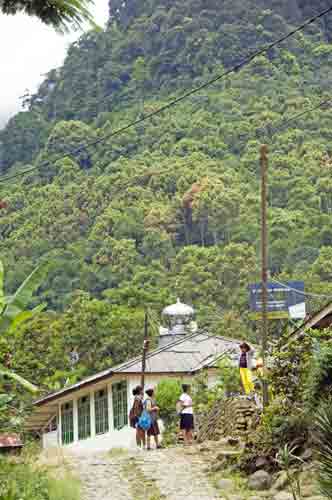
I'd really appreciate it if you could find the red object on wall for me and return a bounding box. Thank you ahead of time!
[0,434,23,448]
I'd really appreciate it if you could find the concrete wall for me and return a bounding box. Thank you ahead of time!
[42,373,181,453]
[42,370,218,452]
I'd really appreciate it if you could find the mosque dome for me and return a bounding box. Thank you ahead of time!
[159,299,197,346]
[162,298,195,318]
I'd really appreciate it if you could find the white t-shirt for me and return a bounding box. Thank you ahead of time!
[180,393,193,415]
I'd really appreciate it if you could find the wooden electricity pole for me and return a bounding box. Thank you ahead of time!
[260,144,269,408]
[141,309,149,390]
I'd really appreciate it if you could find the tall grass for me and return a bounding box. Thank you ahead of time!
[0,458,80,500]
[48,474,81,500]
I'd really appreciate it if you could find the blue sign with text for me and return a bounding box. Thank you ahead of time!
[249,281,306,319]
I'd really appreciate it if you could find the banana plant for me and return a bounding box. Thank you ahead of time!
[0,260,47,393]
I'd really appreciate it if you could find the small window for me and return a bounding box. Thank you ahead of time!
[78,395,91,440]
[112,381,128,430]
[61,401,74,445]
[95,388,109,435]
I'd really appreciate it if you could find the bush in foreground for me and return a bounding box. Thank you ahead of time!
[0,458,80,500]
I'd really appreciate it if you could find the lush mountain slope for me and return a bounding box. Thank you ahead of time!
[1,0,332,388]
[2,0,332,171]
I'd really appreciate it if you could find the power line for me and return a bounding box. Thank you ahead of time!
[1,5,332,185]
[3,93,329,188]
[268,97,332,138]
[0,94,330,250]
[0,95,330,186]
[271,278,332,300]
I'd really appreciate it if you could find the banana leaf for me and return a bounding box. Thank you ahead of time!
[5,263,46,312]
[0,262,47,335]
[0,365,38,393]
[6,304,46,336]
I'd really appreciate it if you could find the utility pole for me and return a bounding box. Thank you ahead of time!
[141,309,149,390]
[260,144,269,408]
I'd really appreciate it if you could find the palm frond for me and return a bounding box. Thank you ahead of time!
[1,0,95,32]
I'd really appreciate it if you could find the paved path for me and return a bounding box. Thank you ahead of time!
[70,452,132,500]
[136,447,219,500]
[70,447,220,500]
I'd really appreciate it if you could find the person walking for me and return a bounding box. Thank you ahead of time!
[129,386,146,449]
[178,384,194,446]
[145,387,161,450]
[239,342,255,395]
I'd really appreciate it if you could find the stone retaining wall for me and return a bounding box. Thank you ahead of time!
[197,396,259,442]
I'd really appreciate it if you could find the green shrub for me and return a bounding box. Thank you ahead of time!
[155,378,182,422]
[303,342,332,410]
[315,399,332,499]
[191,371,222,414]
[0,459,80,500]
[216,358,241,395]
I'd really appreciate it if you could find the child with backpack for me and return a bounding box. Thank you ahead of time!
[144,387,161,450]
[129,386,146,449]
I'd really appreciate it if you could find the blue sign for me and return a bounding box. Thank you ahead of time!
[249,281,306,319]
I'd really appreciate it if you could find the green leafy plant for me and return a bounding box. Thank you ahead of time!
[191,371,218,414]
[303,341,332,410]
[0,260,48,393]
[275,444,303,500]
[155,378,182,423]
[315,399,332,500]
[216,357,241,396]
[0,458,80,500]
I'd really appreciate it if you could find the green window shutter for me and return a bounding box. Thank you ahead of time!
[78,395,91,440]
[95,388,109,435]
[112,381,128,431]
[61,401,74,445]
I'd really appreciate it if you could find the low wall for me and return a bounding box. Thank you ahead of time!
[197,396,259,442]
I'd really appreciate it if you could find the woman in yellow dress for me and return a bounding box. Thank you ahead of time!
[239,342,255,395]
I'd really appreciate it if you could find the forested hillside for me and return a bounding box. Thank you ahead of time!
[1,0,332,390]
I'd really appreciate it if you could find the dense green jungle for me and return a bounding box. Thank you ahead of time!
[1,0,332,392]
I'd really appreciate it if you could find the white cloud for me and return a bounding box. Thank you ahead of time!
[0,1,109,128]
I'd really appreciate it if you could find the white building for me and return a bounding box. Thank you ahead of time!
[26,300,241,452]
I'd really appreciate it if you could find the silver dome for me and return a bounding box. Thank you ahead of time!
[162,298,194,317]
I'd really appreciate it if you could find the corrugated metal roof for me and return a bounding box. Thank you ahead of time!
[113,332,240,373]
[33,331,242,407]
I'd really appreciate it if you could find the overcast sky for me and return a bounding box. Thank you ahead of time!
[0,1,109,128]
